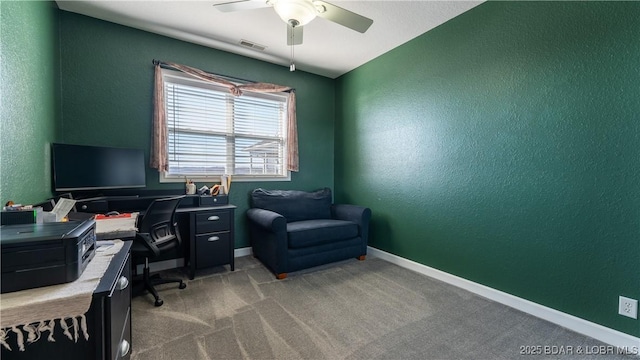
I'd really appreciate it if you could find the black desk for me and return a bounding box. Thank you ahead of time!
[74,194,236,278]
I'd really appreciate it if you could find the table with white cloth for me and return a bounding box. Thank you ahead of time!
[0,240,132,360]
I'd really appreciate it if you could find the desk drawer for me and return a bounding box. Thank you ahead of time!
[195,211,230,234]
[78,200,109,213]
[196,232,230,269]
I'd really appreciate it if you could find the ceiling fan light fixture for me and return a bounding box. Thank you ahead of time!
[271,0,317,27]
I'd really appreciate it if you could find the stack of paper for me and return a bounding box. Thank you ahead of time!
[95,212,138,239]
[50,198,76,222]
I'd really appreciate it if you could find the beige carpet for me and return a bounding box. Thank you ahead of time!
[130,256,634,360]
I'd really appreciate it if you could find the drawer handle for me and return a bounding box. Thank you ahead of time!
[120,339,130,357]
[208,236,220,242]
[207,215,220,221]
[117,276,129,290]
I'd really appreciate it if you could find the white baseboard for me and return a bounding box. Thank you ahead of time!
[140,247,252,273]
[367,246,640,349]
[235,247,252,257]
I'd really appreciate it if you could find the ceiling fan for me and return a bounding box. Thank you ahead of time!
[213,0,374,47]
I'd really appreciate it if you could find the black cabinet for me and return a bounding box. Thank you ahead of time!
[187,206,235,279]
[86,241,133,360]
[104,250,132,360]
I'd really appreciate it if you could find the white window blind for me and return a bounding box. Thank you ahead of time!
[162,71,289,181]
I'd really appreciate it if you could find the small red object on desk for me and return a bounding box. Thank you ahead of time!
[95,213,132,220]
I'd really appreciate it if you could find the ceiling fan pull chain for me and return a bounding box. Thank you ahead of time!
[289,21,296,71]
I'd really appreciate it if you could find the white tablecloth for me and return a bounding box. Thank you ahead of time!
[0,240,124,351]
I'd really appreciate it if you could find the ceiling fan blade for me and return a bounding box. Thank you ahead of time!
[313,0,373,33]
[287,25,303,45]
[213,0,270,13]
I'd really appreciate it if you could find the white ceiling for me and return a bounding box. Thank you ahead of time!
[56,1,483,78]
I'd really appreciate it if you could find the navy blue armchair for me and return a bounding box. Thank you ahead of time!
[247,188,371,279]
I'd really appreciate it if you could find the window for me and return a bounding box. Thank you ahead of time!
[160,70,290,182]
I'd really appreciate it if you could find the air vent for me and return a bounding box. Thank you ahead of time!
[239,39,266,51]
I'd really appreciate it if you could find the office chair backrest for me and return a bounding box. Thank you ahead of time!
[138,196,185,246]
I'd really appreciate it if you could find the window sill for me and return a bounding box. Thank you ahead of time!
[159,172,291,183]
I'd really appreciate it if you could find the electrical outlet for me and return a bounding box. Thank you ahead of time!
[618,296,638,319]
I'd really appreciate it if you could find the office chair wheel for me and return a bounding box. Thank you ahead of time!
[179,281,187,290]
[154,298,164,307]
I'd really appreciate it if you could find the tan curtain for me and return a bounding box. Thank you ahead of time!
[150,60,299,172]
[286,91,298,171]
[150,64,168,171]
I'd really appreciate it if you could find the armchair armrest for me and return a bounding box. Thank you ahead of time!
[332,204,371,223]
[332,204,372,239]
[246,208,287,233]
[247,208,289,276]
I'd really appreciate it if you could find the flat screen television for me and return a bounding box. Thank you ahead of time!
[52,143,146,192]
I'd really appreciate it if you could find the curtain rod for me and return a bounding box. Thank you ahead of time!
[152,59,295,93]
[153,59,255,84]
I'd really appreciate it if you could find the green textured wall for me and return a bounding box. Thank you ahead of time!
[1,1,60,205]
[4,0,637,338]
[58,12,334,247]
[335,2,639,337]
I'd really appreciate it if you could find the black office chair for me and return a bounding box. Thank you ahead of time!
[132,195,187,306]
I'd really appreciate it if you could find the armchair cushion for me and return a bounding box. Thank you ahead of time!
[287,219,359,248]
[251,188,332,222]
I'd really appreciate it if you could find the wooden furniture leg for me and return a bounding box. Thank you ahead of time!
[276,273,288,280]
[357,255,366,261]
